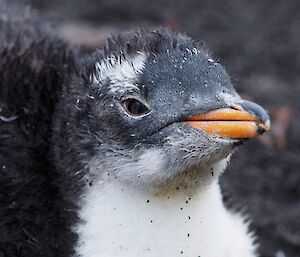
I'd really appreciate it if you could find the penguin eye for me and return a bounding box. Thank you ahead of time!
[122,98,150,116]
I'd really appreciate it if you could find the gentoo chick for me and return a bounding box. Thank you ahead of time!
[0,9,270,257]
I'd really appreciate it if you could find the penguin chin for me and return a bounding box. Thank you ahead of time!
[128,153,233,195]
[88,143,233,193]
[152,152,233,192]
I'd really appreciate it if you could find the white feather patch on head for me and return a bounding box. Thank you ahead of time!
[91,53,147,85]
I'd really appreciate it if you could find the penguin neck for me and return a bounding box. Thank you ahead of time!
[72,158,253,257]
[74,178,224,257]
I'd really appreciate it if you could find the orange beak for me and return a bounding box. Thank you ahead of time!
[184,107,271,139]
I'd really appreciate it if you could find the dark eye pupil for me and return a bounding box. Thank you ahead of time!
[124,99,149,116]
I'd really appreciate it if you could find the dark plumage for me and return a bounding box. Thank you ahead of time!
[0,5,78,257]
[0,3,270,257]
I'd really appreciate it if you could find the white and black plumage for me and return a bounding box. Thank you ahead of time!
[0,6,270,257]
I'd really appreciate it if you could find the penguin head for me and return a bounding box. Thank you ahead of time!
[69,28,270,190]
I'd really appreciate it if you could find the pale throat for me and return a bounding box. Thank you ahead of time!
[73,159,233,257]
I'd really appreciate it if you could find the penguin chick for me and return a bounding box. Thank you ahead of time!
[0,9,270,257]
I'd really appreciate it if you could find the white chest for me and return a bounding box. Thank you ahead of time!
[74,181,256,257]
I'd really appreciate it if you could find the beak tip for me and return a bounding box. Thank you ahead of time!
[265,119,271,131]
[257,119,271,135]
[241,100,271,134]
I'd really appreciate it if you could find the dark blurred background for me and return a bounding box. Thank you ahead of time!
[15,0,300,256]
